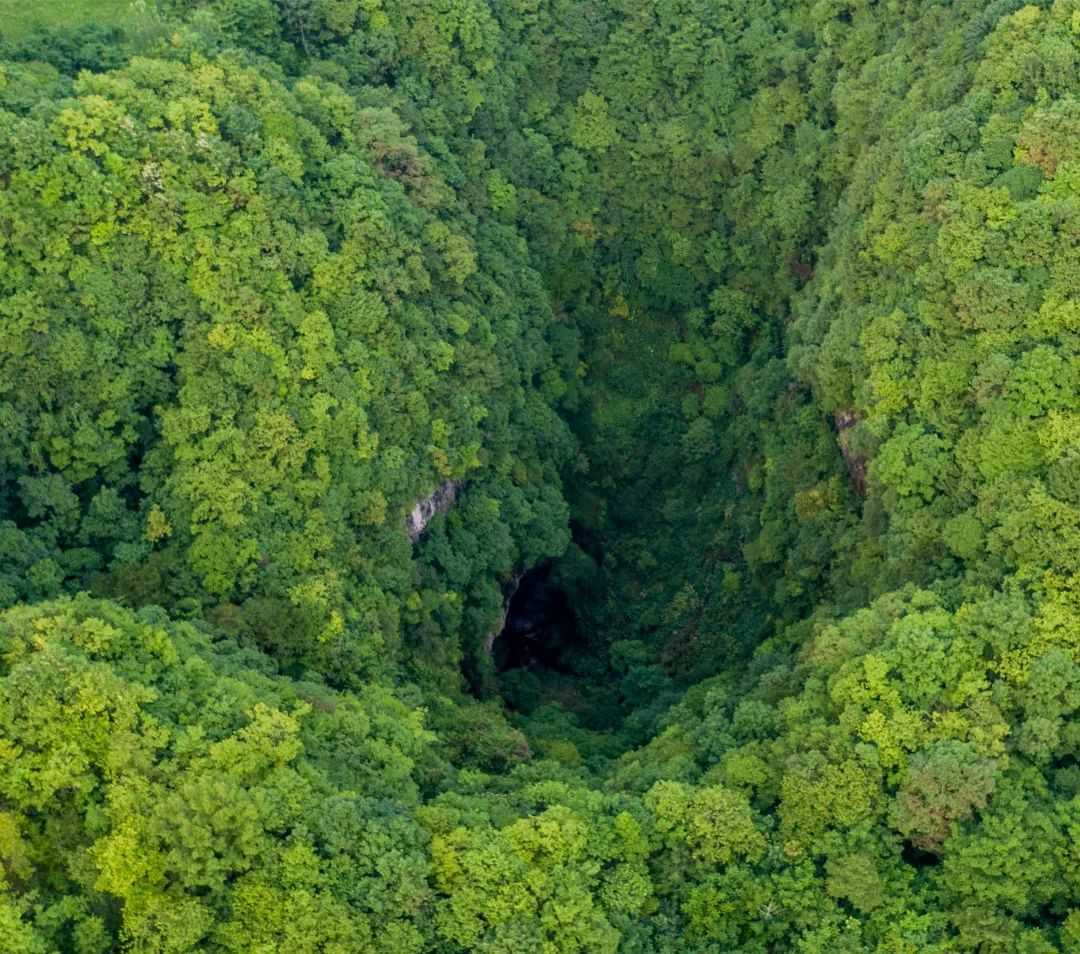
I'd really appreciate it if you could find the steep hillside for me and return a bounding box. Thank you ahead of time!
[1,1,1079,950]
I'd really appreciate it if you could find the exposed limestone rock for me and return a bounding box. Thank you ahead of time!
[485,572,523,654]
[835,408,867,496]
[406,481,459,542]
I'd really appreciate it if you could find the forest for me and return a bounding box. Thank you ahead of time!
[0,0,1079,950]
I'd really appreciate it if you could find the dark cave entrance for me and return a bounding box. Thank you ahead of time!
[492,562,581,674]
[901,841,942,869]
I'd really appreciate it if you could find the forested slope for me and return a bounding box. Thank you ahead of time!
[1,0,1079,951]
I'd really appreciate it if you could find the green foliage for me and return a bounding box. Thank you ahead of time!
[0,0,135,41]
[3,0,1080,948]
[892,741,999,852]
[0,47,572,682]
[0,595,432,951]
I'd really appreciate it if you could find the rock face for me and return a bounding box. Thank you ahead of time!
[485,572,523,654]
[406,481,459,542]
[835,409,867,496]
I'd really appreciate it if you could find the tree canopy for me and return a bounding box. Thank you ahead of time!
[2,0,1080,950]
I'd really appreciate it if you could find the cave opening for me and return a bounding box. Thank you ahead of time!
[492,561,582,675]
[901,841,942,869]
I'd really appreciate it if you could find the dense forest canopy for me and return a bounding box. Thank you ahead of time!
[1,0,1079,950]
